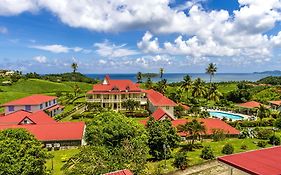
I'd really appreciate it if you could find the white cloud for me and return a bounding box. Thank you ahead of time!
[0,26,8,34]
[137,31,161,53]
[94,41,139,58]
[33,55,47,63]
[30,44,88,53]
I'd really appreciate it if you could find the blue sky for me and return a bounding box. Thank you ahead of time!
[0,0,281,74]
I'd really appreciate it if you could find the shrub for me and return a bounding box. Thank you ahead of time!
[173,152,188,170]
[255,128,273,140]
[221,143,234,155]
[212,128,226,142]
[240,144,247,150]
[257,141,267,148]
[274,117,281,129]
[268,135,280,145]
[200,146,215,160]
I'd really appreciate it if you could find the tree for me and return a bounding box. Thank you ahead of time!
[178,119,206,145]
[274,117,281,129]
[200,146,215,160]
[122,99,140,111]
[145,77,153,89]
[136,72,143,83]
[192,78,207,98]
[181,74,192,93]
[71,62,78,73]
[221,143,234,155]
[73,84,81,96]
[0,128,48,175]
[156,79,168,94]
[66,112,148,174]
[173,152,188,170]
[269,135,280,145]
[205,63,217,84]
[146,117,180,160]
[208,84,222,102]
[159,68,164,79]
[257,105,270,124]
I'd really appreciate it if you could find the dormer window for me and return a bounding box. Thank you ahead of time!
[8,106,14,112]
[126,86,130,91]
[25,105,31,111]
[112,86,119,91]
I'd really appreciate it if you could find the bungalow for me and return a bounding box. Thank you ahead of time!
[0,110,85,148]
[1,94,64,117]
[268,100,281,111]
[86,75,147,111]
[143,89,177,117]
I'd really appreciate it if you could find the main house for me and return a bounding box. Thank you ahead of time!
[86,75,147,110]
[1,94,64,117]
[0,110,85,148]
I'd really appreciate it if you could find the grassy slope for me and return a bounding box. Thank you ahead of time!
[0,79,93,105]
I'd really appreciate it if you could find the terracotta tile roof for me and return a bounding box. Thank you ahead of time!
[152,108,175,121]
[46,104,65,111]
[144,89,176,107]
[104,169,133,175]
[237,101,263,109]
[87,75,141,94]
[2,94,57,106]
[218,146,281,175]
[0,110,85,142]
[269,100,281,106]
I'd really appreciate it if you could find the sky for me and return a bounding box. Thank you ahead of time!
[0,0,281,74]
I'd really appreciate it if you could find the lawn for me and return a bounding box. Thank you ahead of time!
[46,148,80,175]
[217,83,237,94]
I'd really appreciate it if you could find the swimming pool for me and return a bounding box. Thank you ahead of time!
[209,111,244,120]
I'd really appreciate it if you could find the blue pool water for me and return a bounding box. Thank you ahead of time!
[209,111,243,120]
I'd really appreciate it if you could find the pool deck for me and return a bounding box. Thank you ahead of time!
[207,109,253,121]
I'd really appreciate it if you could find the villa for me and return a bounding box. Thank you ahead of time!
[86,75,147,110]
[268,100,281,111]
[0,110,85,148]
[1,94,64,117]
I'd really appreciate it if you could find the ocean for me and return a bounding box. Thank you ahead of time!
[85,73,279,83]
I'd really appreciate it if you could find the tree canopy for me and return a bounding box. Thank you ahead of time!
[0,128,48,175]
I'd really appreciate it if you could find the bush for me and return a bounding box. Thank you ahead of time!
[240,144,247,150]
[257,141,267,148]
[274,117,281,129]
[200,146,215,160]
[211,128,226,142]
[173,152,188,170]
[255,128,273,140]
[268,135,280,145]
[221,143,234,155]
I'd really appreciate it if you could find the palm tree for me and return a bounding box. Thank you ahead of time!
[257,105,270,125]
[192,78,207,98]
[179,119,206,144]
[136,72,143,83]
[145,77,153,89]
[205,63,217,84]
[159,68,164,79]
[156,79,168,94]
[181,74,192,93]
[71,62,78,73]
[208,84,222,102]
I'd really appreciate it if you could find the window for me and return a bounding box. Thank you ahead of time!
[8,106,14,112]
[49,101,51,106]
[40,104,43,109]
[166,106,170,110]
[53,99,56,104]
[25,105,31,111]
[45,102,48,107]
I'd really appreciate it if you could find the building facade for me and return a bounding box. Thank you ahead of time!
[86,75,147,110]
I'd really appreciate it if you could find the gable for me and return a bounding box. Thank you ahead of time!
[19,117,35,125]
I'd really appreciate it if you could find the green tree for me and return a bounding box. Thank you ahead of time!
[205,63,217,84]
[257,105,270,124]
[145,77,153,89]
[156,79,168,94]
[274,117,281,129]
[208,84,222,102]
[192,78,207,98]
[181,74,192,93]
[73,84,81,96]
[200,146,215,160]
[122,99,140,111]
[71,62,78,73]
[146,117,180,160]
[160,68,164,79]
[173,152,188,170]
[221,143,234,155]
[136,72,143,83]
[0,128,48,175]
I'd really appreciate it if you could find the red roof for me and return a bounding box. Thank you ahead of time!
[0,110,56,125]
[172,118,240,136]
[152,108,175,121]
[0,110,85,142]
[144,89,176,107]
[269,100,281,106]
[46,104,65,111]
[218,146,281,175]
[2,94,57,106]
[104,169,133,175]
[87,75,141,94]
[237,101,263,108]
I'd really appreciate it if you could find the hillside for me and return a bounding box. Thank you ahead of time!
[0,79,93,105]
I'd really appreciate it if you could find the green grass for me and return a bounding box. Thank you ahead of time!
[46,148,79,175]
[0,79,92,105]
[217,83,237,94]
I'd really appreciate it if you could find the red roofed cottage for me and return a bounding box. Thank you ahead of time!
[1,94,64,117]
[86,75,147,110]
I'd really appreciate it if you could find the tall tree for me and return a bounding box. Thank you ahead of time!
[0,128,48,175]
[192,78,207,98]
[145,77,153,89]
[208,84,222,102]
[205,63,217,84]
[181,74,192,93]
[156,79,168,94]
[136,72,143,83]
[71,62,78,73]
[257,105,270,124]
[159,68,164,79]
